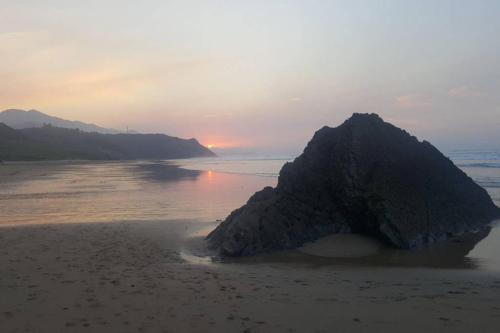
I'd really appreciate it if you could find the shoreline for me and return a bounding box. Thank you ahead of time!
[1,220,500,332]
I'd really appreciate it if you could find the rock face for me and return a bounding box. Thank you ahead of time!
[207,113,500,257]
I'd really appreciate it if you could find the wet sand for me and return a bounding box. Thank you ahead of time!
[1,220,500,333]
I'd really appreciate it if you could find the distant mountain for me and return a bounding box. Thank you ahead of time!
[0,109,123,134]
[0,123,215,161]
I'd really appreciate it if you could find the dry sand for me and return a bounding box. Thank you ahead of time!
[1,220,500,333]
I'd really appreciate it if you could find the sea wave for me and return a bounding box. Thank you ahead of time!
[457,163,500,169]
[477,182,500,188]
[447,149,500,161]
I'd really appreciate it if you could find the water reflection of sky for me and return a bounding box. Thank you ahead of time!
[0,161,276,226]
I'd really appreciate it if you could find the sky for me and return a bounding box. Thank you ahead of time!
[1,0,499,154]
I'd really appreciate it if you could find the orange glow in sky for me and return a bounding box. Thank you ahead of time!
[200,136,251,150]
[1,2,499,152]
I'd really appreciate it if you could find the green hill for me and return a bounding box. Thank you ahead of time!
[0,123,215,161]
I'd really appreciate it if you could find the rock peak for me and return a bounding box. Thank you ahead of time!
[348,112,383,121]
[341,113,387,128]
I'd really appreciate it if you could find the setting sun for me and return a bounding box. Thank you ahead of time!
[207,144,214,149]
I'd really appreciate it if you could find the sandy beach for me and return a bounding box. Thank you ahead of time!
[1,160,500,332]
[1,220,500,333]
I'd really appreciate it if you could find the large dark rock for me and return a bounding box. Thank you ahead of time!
[207,113,500,257]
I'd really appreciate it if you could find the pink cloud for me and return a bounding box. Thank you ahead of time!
[448,85,484,98]
[393,94,431,109]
